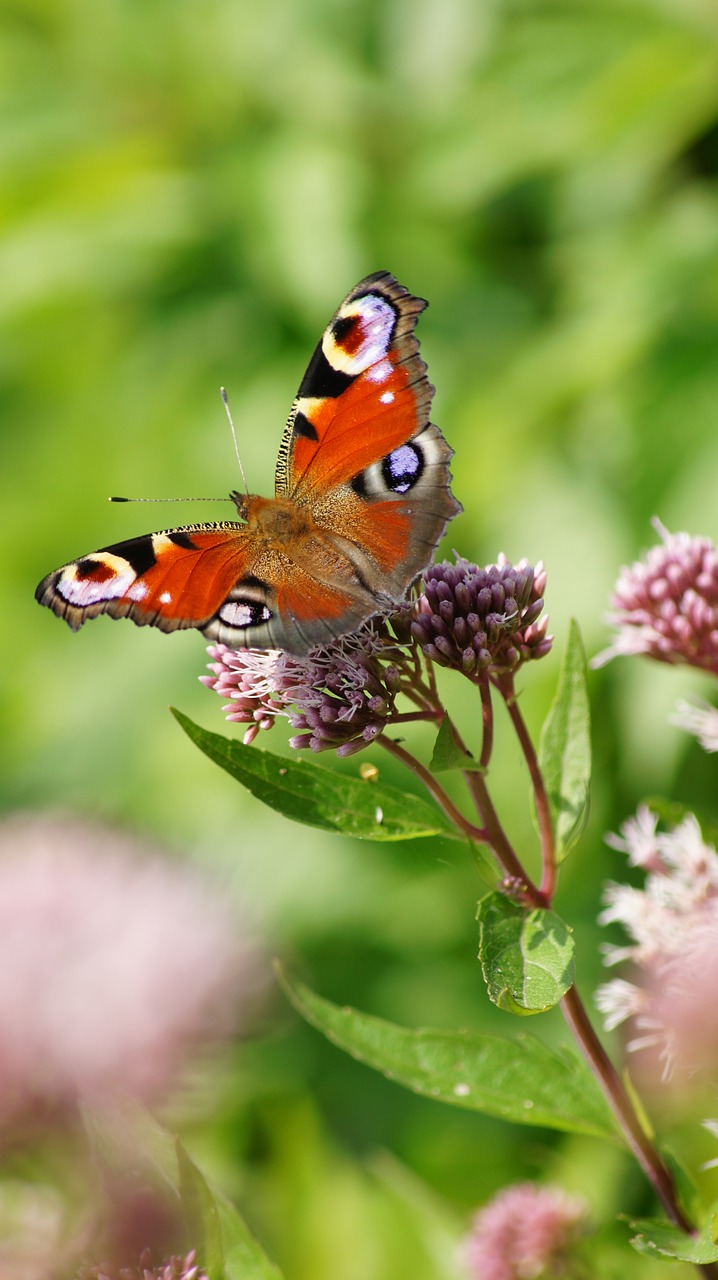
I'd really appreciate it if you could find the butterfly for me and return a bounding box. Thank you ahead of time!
[36,271,461,655]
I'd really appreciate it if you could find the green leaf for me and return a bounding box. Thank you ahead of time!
[81,1100,284,1280]
[278,967,620,1142]
[81,1096,179,1191]
[659,1146,703,1225]
[628,1215,718,1264]
[537,618,592,861]
[477,892,575,1014]
[177,1142,225,1279]
[172,709,461,842]
[429,713,482,772]
[178,1142,284,1280]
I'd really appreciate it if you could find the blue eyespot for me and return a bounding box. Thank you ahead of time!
[382,443,423,494]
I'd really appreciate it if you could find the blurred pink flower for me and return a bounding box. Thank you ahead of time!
[0,813,262,1121]
[463,1182,587,1280]
[594,520,718,674]
[78,1248,206,1280]
[0,1179,86,1280]
[670,698,718,752]
[597,807,718,1080]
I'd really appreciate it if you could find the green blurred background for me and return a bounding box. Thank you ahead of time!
[4,0,718,1275]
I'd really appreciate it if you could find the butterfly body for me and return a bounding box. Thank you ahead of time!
[36,272,461,654]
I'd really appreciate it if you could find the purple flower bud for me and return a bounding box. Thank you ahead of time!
[453,617,470,649]
[434,635,455,661]
[384,665,401,693]
[461,648,477,674]
[522,597,545,627]
[414,555,552,678]
[336,737,370,757]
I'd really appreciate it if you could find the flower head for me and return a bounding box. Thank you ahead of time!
[463,1182,587,1280]
[412,555,552,679]
[203,554,552,751]
[0,813,262,1121]
[594,520,718,673]
[202,614,420,756]
[597,807,718,1079]
[78,1248,206,1280]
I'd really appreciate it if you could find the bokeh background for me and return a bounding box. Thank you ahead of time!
[4,0,718,1275]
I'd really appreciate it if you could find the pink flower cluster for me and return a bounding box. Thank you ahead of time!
[78,1248,206,1280]
[596,520,718,674]
[463,1182,587,1280]
[202,617,415,755]
[596,805,718,1080]
[202,553,554,753]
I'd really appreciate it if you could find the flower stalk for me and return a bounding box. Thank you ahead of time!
[202,543,718,1272]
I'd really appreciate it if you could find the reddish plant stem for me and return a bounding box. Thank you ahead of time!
[465,711,706,1258]
[390,710,440,725]
[478,676,494,771]
[497,676,557,901]
[422,649,440,703]
[385,673,710,1268]
[379,737,487,843]
[464,769,545,904]
[561,985,715,1272]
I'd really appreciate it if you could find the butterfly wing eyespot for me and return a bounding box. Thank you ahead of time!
[36,272,461,656]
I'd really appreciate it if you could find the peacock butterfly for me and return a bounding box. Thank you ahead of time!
[36,272,461,655]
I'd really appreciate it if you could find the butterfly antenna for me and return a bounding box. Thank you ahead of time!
[109,495,231,503]
[221,386,249,497]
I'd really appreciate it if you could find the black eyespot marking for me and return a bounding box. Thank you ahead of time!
[243,600,272,626]
[298,343,354,399]
[382,443,424,494]
[293,410,319,441]
[350,471,369,499]
[332,314,355,344]
[101,536,156,577]
[75,557,100,580]
[238,574,269,591]
[168,531,198,550]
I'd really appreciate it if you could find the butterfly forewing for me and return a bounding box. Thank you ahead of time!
[276,272,433,497]
[36,524,253,631]
[273,271,460,605]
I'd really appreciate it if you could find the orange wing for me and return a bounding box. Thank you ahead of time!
[273,271,461,600]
